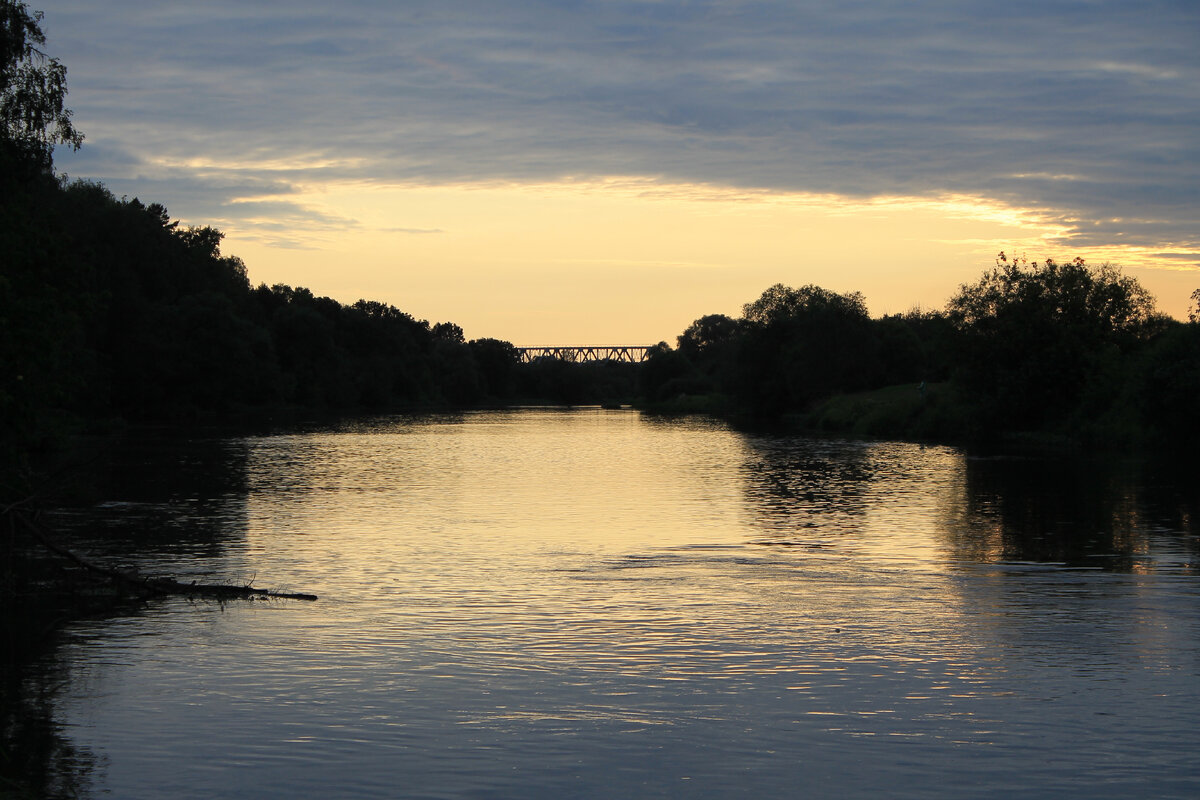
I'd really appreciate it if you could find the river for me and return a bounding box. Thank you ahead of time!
[11,409,1200,798]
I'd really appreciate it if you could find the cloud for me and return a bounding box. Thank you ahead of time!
[42,0,1200,256]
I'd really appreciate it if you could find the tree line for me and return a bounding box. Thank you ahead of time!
[3,0,1198,473]
[4,122,1198,467]
[0,174,631,430]
[643,256,1200,448]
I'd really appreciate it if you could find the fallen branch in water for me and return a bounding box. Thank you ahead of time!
[5,502,318,602]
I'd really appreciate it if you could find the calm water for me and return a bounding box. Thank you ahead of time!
[20,410,1200,797]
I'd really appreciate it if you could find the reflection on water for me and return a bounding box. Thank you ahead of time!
[0,616,100,800]
[47,433,252,577]
[8,410,1200,798]
[953,455,1200,573]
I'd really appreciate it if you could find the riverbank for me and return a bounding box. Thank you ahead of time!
[637,379,1181,456]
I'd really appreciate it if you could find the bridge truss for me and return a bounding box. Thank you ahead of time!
[516,346,652,364]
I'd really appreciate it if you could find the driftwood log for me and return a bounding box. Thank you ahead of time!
[5,500,317,602]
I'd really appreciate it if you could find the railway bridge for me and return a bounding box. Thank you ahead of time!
[516,346,653,364]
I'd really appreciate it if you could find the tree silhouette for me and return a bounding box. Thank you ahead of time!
[735,283,876,414]
[948,254,1159,431]
[741,283,868,326]
[677,314,741,363]
[1,1,81,172]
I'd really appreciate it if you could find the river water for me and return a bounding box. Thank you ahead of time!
[19,409,1200,798]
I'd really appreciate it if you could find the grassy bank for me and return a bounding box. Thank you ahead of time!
[795,382,971,442]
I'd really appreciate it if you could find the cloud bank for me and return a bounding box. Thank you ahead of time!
[42,0,1200,259]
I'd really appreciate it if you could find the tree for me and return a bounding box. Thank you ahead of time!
[874,310,949,386]
[1,1,82,172]
[677,314,741,363]
[1138,320,1200,449]
[742,283,868,326]
[948,254,1156,339]
[432,321,465,343]
[468,338,519,399]
[947,253,1159,431]
[734,283,876,414]
[1189,288,1199,323]
[640,342,698,402]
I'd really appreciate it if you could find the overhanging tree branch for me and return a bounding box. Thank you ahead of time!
[1,0,82,171]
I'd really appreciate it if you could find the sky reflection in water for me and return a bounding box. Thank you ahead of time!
[49,410,1200,798]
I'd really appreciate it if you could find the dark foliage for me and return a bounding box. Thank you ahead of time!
[1137,320,1200,449]
[646,258,1194,450]
[516,357,641,406]
[946,254,1161,433]
[0,175,537,480]
[734,284,878,415]
[469,338,519,400]
[2,171,664,486]
[651,284,946,417]
[642,342,701,403]
[1,0,81,174]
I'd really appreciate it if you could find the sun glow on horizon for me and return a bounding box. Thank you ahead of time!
[204,177,1199,345]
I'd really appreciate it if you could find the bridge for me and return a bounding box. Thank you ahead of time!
[516,346,653,364]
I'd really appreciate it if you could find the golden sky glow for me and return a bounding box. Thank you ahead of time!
[41,1,1199,344]
[215,179,1198,345]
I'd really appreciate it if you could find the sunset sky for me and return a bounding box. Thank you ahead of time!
[40,0,1200,345]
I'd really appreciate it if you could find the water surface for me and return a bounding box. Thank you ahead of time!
[30,410,1200,797]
